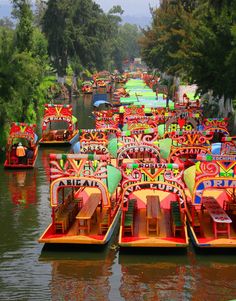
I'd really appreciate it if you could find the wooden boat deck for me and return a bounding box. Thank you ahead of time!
[39,207,119,245]
[39,130,79,145]
[119,208,188,248]
[186,203,236,247]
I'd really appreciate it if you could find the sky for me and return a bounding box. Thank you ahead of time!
[0,0,160,25]
[94,0,159,16]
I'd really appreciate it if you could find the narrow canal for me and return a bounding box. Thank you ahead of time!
[0,95,236,301]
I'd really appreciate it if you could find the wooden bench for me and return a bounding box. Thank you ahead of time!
[224,201,236,215]
[55,198,79,233]
[55,204,69,233]
[55,215,69,233]
[99,209,111,234]
[124,215,134,236]
[170,201,183,237]
[123,199,137,236]
[187,201,201,232]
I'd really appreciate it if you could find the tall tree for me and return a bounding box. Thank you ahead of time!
[12,0,34,52]
[140,0,236,117]
[43,0,112,76]
[43,0,71,77]
[34,0,47,28]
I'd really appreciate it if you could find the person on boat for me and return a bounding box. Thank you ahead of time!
[26,147,34,159]
[183,93,187,104]
[63,129,71,140]
[16,142,27,164]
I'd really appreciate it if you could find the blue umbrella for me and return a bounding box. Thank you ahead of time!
[93,100,113,108]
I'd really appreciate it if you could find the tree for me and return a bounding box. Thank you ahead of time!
[42,0,71,77]
[140,1,189,75]
[12,0,34,52]
[43,0,112,76]
[34,0,47,27]
[118,23,141,61]
[140,0,236,117]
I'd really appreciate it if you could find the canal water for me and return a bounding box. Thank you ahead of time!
[0,95,236,301]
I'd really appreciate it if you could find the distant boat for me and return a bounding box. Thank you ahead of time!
[81,81,93,94]
[39,104,79,145]
[4,122,38,169]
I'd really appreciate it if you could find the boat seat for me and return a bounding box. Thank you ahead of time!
[55,215,69,233]
[99,209,110,234]
[124,215,134,236]
[170,201,183,237]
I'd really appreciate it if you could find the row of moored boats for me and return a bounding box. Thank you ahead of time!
[4,74,236,249]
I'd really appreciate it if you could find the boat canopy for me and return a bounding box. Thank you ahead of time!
[42,104,74,130]
[49,153,121,207]
[8,122,37,145]
[184,154,236,205]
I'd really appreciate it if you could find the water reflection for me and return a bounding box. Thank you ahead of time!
[6,169,37,206]
[1,93,236,301]
[189,253,236,301]
[74,95,95,130]
[119,253,191,301]
[118,250,236,301]
[40,247,117,301]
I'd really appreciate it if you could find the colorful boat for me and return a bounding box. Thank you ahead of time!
[202,118,229,137]
[79,129,119,157]
[165,130,213,168]
[4,122,38,168]
[116,130,161,166]
[93,109,120,130]
[118,162,188,248]
[39,153,122,245]
[96,78,107,88]
[39,104,79,145]
[184,153,236,248]
[81,81,93,94]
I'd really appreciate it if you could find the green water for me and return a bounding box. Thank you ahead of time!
[0,95,236,301]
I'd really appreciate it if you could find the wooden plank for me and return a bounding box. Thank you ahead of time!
[146,195,162,219]
[146,195,162,235]
[76,193,101,219]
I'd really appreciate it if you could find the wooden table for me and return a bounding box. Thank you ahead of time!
[146,195,162,235]
[202,197,232,239]
[76,193,101,234]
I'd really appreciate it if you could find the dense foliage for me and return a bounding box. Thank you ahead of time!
[140,0,236,115]
[42,0,141,75]
[0,0,48,147]
[0,0,142,149]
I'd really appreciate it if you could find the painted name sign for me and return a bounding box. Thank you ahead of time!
[123,182,185,205]
[197,154,236,161]
[51,177,108,206]
[81,144,108,154]
[173,147,208,156]
[45,116,71,123]
[195,178,236,204]
[118,144,159,159]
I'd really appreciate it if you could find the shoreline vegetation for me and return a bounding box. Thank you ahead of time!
[1,1,236,151]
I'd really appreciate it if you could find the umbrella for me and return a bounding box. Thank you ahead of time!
[93,100,113,108]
